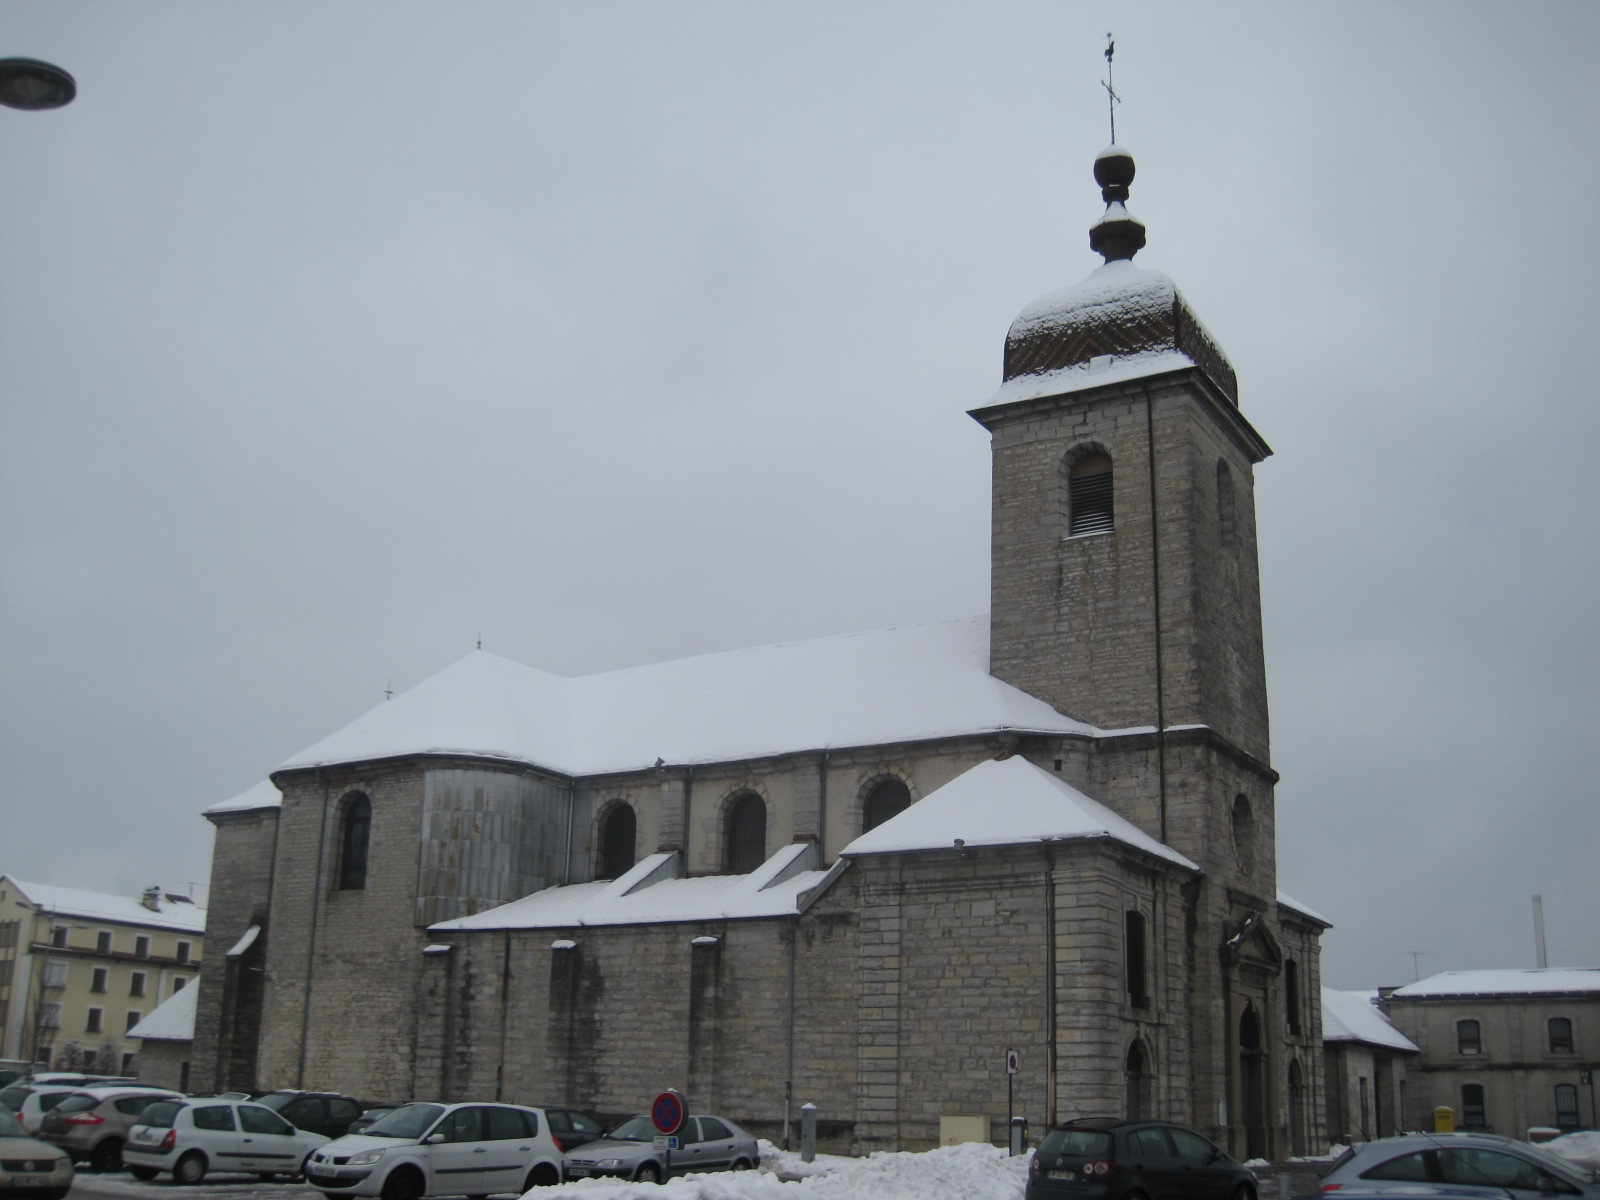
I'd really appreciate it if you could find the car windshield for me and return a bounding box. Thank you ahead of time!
[607,1116,657,1142]
[363,1103,445,1139]
[1039,1128,1113,1157]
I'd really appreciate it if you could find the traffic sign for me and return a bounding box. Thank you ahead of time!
[1006,1049,1020,1075]
[652,1089,687,1136]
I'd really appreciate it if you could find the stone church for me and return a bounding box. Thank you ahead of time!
[192,145,1328,1158]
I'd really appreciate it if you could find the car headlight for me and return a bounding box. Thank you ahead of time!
[347,1149,386,1167]
[597,1159,624,1170]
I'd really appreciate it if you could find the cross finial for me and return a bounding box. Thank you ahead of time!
[1102,33,1120,144]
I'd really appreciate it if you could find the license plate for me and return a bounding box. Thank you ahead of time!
[11,1177,47,1188]
[565,1168,589,1177]
[1048,1169,1076,1180]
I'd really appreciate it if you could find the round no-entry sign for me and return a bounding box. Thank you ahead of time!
[652,1089,687,1136]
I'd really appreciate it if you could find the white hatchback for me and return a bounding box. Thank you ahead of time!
[305,1102,565,1199]
[124,1097,331,1184]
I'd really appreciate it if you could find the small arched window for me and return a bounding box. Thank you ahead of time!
[1555,1083,1581,1129]
[1125,1039,1152,1120]
[1456,1019,1482,1055]
[1231,794,1257,872]
[1460,1083,1487,1129]
[1216,459,1238,549]
[1124,910,1148,1008]
[597,803,637,881]
[724,792,767,875]
[1066,451,1114,536]
[1285,959,1302,1033]
[863,778,910,832]
[337,793,371,891]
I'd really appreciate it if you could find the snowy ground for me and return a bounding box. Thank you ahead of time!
[531,1141,1030,1199]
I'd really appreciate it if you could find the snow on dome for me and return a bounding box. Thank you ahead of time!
[1391,968,1600,998]
[204,778,283,815]
[128,980,198,1042]
[840,755,1198,869]
[1008,261,1177,343]
[1322,988,1418,1052]
[1095,143,1131,161]
[274,618,1101,779]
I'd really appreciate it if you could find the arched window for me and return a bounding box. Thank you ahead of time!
[1555,1084,1581,1130]
[1124,910,1148,1008]
[724,792,767,875]
[1216,459,1238,549]
[1239,1006,1266,1160]
[1548,1017,1574,1054]
[1066,451,1114,536]
[1456,1019,1482,1056]
[597,803,637,881]
[1231,794,1257,872]
[337,793,371,891]
[863,778,910,832]
[1285,959,1302,1033]
[1460,1083,1487,1130]
[1125,1039,1152,1120]
[1288,1059,1307,1156]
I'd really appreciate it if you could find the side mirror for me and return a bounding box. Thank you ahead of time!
[423,1133,445,1145]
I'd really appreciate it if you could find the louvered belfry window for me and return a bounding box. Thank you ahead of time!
[1068,452,1114,536]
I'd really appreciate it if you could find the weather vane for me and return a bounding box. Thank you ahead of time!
[1102,33,1120,144]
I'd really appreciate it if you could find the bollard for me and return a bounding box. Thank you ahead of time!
[800,1102,817,1163]
[1277,1170,1293,1199]
[1009,1116,1028,1157]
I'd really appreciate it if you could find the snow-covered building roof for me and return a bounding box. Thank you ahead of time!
[1277,891,1331,926]
[429,842,836,932]
[128,982,198,1042]
[271,618,1103,779]
[1322,988,1418,1052]
[5,877,206,934]
[840,755,1198,870]
[1390,968,1600,999]
[206,778,283,815]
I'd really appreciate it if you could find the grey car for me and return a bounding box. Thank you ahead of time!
[1321,1133,1600,1199]
[36,1085,183,1172]
[561,1114,758,1184]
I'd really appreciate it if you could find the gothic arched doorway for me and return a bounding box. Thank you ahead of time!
[1239,1006,1267,1160]
[1126,1039,1153,1120]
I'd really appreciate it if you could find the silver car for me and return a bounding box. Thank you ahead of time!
[36,1085,182,1172]
[1321,1132,1600,1199]
[0,1106,73,1200]
[561,1114,759,1184]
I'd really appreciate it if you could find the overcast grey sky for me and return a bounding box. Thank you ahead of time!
[2,2,1595,990]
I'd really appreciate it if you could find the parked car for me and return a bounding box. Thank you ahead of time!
[0,1084,84,1133]
[1025,1117,1257,1200]
[37,1085,183,1172]
[304,1101,565,1197]
[1312,1187,1527,1199]
[123,1097,331,1184]
[0,1105,74,1200]
[561,1113,759,1184]
[539,1107,604,1153]
[254,1092,368,1141]
[1320,1133,1600,1199]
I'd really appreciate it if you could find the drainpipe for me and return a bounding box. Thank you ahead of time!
[1044,842,1058,1126]
[784,914,798,1149]
[1141,382,1169,844]
[817,751,829,859]
[497,930,513,1101]
[297,770,332,1088]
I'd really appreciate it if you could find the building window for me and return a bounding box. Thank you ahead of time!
[1288,1059,1307,1157]
[125,1010,141,1034]
[1285,959,1302,1033]
[1460,1083,1487,1131]
[1555,1084,1581,1131]
[85,1007,103,1034]
[1456,1019,1482,1056]
[1548,1017,1574,1054]
[176,941,191,964]
[50,926,68,948]
[597,803,637,881]
[95,930,111,954]
[1231,794,1257,872]
[134,936,150,958]
[724,792,768,874]
[338,792,372,890]
[37,1002,61,1029]
[121,1052,137,1075]
[1066,451,1114,536]
[91,967,108,993]
[1124,910,1148,1008]
[41,960,68,988]
[863,778,910,832]
[130,972,146,998]
[1125,1039,1152,1120]
[1216,459,1238,549]
[171,977,187,993]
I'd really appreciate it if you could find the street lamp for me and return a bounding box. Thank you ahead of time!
[0,58,75,111]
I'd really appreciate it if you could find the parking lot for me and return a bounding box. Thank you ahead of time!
[68,1173,326,1200]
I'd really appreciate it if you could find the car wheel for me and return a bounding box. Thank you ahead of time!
[380,1166,426,1200]
[1229,1187,1255,1200]
[523,1164,560,1188]
[173,1152,208,1186]
[90,1138,124,1173]
[635,1162,663,1184]
[130,1166,160,1181]
[730,1157,753,1171]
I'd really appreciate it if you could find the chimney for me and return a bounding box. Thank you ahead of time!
[141,886,162,912]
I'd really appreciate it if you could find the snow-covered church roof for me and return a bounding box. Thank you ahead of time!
[1322,988,1418,1052]
[242,618,1101,790]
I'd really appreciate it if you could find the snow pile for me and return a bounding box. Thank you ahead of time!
[1544,1131,1600,1174]
[527,1141,1028,1198]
